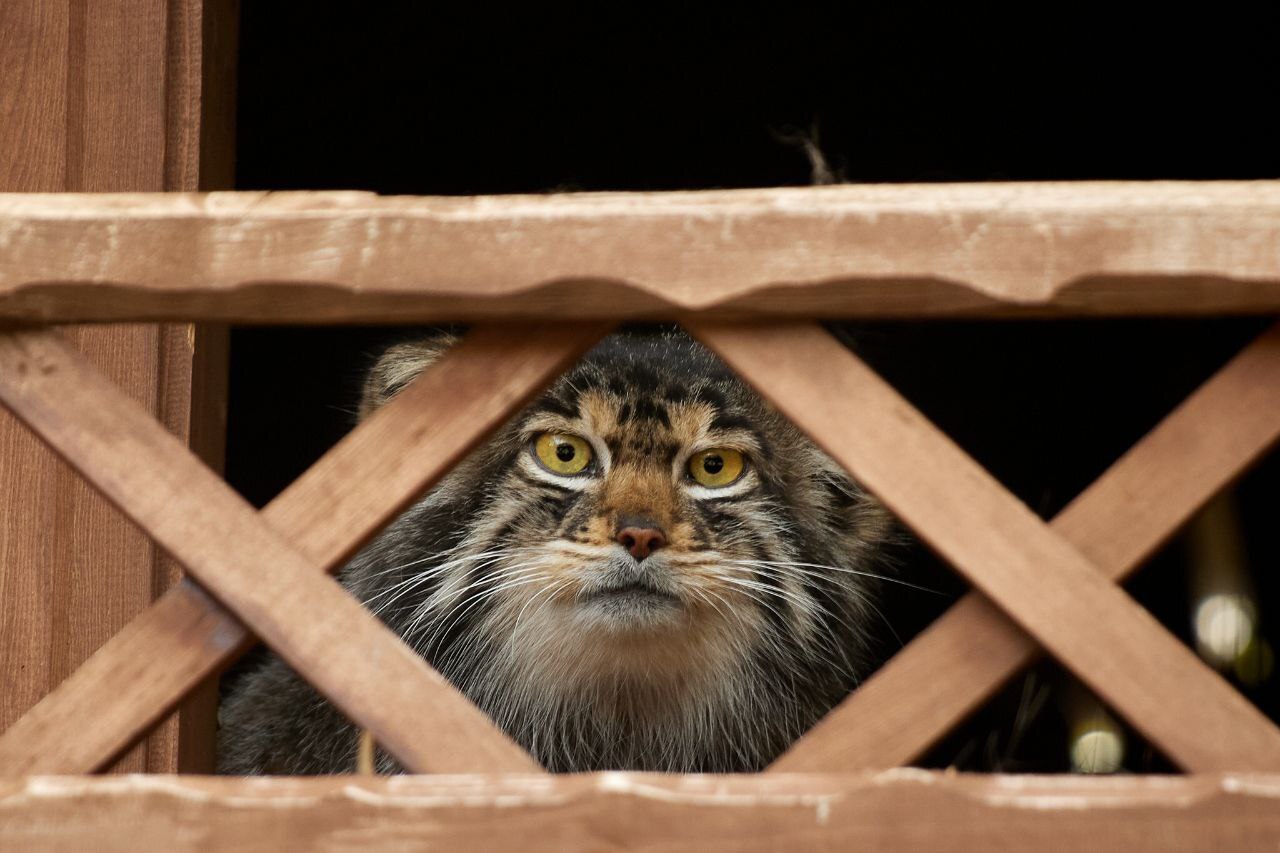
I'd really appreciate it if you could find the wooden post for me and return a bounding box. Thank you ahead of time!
[0,0,236,772]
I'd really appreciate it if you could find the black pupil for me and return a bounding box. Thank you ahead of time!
[555,443,576,462]
[702,454,724,474]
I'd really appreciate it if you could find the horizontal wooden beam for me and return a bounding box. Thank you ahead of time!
[693,322,1280,771]
[1,772,1277,851]
[3,182,1280,322]
[771,322,1280,771]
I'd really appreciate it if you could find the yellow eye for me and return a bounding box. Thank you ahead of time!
[688,448,745,488]
[533,433,593,476]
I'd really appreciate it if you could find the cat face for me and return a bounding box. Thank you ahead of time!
[348,329,891,770]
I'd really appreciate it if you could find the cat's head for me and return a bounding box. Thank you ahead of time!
[352,328,891,766]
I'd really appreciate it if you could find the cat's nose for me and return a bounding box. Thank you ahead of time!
[615,516,668,561]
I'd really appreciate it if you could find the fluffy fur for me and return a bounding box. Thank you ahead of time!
[218,329,891,774]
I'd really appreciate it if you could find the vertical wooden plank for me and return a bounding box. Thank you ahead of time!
[0,0,71,769]
[74,0,169,191]
[0,0,233,773]
[194,0,239,193]
[147,323,230,774]
[45,327,164,776]
[145,0,238,775]
[62,0,171,775]
[0,0,69,189]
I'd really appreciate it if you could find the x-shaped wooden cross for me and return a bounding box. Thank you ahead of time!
[1,320,1279,774]
[690,322,1280,772]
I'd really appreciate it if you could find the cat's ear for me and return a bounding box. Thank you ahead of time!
[359,333,460,420]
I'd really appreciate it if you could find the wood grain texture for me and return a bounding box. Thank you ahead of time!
[2,772,1279,852]
[0,1,69,190]
[771,322,1280,771]
[0,0,233,774]
[692,321,1280,772]
[3,182,1280,322]
[0,581,241,777]
[0,323,606,774]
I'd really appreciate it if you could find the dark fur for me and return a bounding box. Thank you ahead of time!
[218,329,890,774]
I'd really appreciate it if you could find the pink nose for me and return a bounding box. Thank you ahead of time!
[616,520,667,561]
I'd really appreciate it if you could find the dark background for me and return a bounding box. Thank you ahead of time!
[229,5,1280,772]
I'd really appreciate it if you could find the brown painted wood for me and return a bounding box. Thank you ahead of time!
[692,321,1280,772]
[3,183,1280,322]
[771,322,1280,771]
[0,0,234,773]
[0,323,606,774]
[1,772,1278,851]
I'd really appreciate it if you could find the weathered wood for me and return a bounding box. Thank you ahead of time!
[0,0,234,774]
[0,329,553,774]
[3,183,1280,322]
[1,772,1278,852]
[771,322,1280,771]
[0,323,604,774]
[692,321,1280,772]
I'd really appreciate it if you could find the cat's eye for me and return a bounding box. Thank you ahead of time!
[688,448,745,488]
[533,433,593,476]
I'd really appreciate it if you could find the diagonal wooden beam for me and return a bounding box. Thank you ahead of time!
[0,323,607,774]
[691,321,1280,772]
[767,322,1280,771]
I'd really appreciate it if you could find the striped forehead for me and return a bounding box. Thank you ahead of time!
[577,389,713,463]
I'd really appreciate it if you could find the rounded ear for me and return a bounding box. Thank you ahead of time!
[359,333,460,420]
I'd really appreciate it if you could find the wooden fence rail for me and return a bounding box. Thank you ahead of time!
[3,772,1280,852]
[1,184,1279,848]
[2,183,1280,322]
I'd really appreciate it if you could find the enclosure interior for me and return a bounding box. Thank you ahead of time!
[225,6,1280,773]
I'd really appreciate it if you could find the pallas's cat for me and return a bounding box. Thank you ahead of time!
[218,329,890,773]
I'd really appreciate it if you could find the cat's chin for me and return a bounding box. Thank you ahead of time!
[571,585,686,634]
[550,553,689,634]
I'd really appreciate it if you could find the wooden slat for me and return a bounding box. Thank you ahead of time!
[3,183,1280,322]
[770,322,1280,771]
[2,772,1279,851]
[0,325,605,774]
[692,321,1280,772]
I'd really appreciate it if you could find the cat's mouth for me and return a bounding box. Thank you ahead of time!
[573,568,684,629]
[586,578,679,602]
